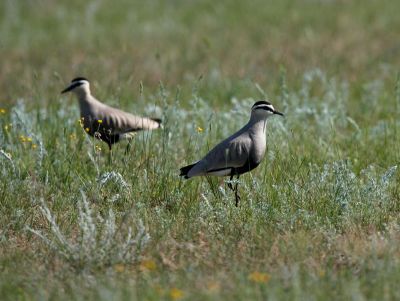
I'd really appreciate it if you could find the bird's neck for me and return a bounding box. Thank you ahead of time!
[246,117,268,164]
[74,90,97,112]
[74,88,91,101]
[247,117,267,135]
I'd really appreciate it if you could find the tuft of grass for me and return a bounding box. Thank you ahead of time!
[27,192,149,271]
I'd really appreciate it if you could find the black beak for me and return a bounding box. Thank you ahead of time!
[61,85,73,94]
[274,110,284,117]
[61,81,82,94]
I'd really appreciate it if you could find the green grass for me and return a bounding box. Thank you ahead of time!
[1,0,400,300]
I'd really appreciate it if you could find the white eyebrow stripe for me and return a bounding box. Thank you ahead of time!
[254,105,274,111]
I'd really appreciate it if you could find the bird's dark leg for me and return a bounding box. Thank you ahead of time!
[227,173,234,191]
[107,143,112,165]
[125,140,132,155]
[234,174,241,207]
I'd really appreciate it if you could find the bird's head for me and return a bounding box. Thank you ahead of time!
[61,77,90,95]
[251,100,284,119]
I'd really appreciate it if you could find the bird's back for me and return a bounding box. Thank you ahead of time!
[80,96,160,135]
[187,124,253,177]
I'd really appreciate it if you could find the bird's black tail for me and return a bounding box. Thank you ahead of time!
[179,163,196,179]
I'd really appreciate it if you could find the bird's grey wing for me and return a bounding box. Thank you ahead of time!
[187,135,251,177]
[97,106,160,135]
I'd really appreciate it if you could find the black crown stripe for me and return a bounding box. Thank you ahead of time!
[71,77,89,83]
[252,100,271,108]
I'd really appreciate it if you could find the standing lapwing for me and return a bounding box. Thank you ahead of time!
[61,77,161,150]
[180,101,283,206]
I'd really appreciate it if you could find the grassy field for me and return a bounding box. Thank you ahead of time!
[1,0,400,300]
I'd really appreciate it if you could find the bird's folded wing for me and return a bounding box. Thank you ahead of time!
[98,107,160,134]
[189,138,251,176]
[206,140,250,170]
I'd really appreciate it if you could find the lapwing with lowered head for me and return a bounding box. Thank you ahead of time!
[180,100,284,206]
[61,77,162,150]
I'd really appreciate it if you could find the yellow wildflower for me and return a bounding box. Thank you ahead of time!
[4,123,12,131]
[140,259,157,271]
[27,137,32,142]
[248,271,270,284]
[114,264,125,273]
[197,126,203,133]
[95,145,102,152]
[97,119,103,124]
[0,108,6,114]
[19,135,27,142]
[69,134,76,140]
[169,288,183,300]
[85,127,90,132]
[32,144,37,149]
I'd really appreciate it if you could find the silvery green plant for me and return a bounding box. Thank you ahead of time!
[360,165,397,205]
[0,149,16,175]
[27,192,150,270]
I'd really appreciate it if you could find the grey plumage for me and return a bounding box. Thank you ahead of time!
[61,77,161,150]
[180,100,283,206]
